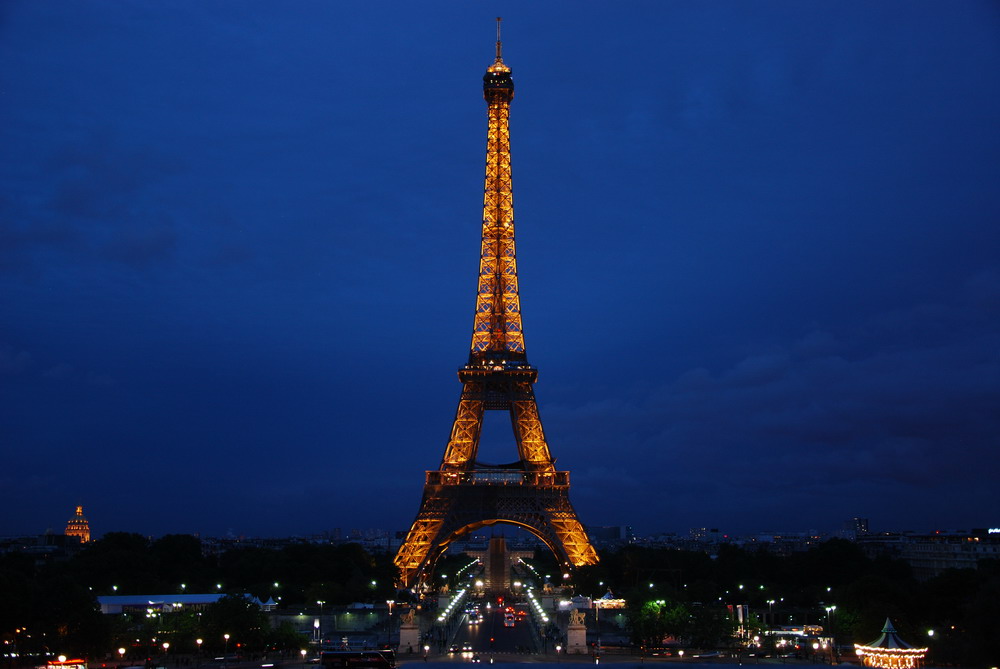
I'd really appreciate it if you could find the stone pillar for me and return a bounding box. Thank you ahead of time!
[566,620,587,654]
[566,610,587,654]
[398,618,421,655]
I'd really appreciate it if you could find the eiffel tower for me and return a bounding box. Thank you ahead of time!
[394,19,599,589]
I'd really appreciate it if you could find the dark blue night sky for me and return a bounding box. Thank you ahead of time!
[2,2,998,539]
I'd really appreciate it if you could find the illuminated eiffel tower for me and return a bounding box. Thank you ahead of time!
[394,19,598,589]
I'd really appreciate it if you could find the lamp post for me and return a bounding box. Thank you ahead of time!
[300,650,307,665]
[223,634,230,669]
[195,639,203,669]
[386,600,394,648]
[825,606,837,664]
[594,600,601,655]
[118,647,126,666]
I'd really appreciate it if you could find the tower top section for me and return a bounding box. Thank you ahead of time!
[471,17,522,362]
[484,17,513,97]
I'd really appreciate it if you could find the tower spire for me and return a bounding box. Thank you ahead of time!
[496,16,503,62]
[476,18,518,360]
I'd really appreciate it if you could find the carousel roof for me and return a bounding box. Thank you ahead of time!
[861,618,919,650]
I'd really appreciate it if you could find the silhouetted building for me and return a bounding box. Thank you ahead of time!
[858,528,1000,579]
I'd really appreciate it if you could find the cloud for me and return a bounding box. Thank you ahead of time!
[101,217,178,267]
[549,273,1000,531]
[42,363,74,380]
[0,342,31,374]
[1,131,186,276]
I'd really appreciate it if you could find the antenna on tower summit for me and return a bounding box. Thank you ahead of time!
[496,16,503,61]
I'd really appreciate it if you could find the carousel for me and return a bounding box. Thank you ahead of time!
[855,618,928,669]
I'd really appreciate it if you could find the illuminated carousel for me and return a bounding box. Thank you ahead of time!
[855,618,928,669]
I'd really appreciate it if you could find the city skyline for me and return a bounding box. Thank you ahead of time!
[2,2,998,539]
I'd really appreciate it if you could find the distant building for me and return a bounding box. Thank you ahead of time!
[97,593,267,614]
[858,528,1000,579]
[689,527,723,543]
[587,526,629,546]
[64,505,91,543]
[839,517,870,539]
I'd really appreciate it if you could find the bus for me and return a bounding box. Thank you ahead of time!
[319,651,395,669]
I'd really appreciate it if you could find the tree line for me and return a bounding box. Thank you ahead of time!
[566,539,1000,666]
[1,533,395,662]
[2,534,998,666]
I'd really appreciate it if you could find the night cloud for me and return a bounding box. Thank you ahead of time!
[0,342,31,374]
[0,2,996,538]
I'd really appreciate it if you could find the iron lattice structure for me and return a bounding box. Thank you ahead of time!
[394,21,599,589]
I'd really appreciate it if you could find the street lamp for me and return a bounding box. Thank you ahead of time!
[300,650,307,664]
[825,605,837,662]
[386,600,394,648]
[593,599,601,655]
[118,648,126,663]
[223,634,230,668]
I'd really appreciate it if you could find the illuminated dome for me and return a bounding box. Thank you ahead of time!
[65,505,91,543]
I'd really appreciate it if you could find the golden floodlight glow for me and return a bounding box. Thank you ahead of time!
[393,20,598,589]
[854,619,928,669]
[64,505,91,543]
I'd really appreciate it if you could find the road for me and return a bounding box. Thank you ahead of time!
[449,603,537,656]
